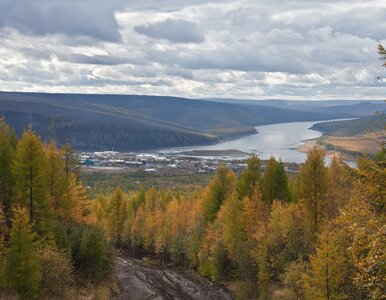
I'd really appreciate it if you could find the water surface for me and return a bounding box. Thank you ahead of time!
[159,120,347,163]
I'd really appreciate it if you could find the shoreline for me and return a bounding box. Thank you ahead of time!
[297,137,358,163]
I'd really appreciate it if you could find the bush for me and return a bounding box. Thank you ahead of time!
[41,246,74,297]
[54,222,114,282]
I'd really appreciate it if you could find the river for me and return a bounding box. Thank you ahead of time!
[159,119,351,163]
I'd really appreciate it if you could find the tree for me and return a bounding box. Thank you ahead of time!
[12,127,50,235]
[237,154,261,199]
[62,143,79,178]
[326,155,352,220]
[338,157,385,298]
[378,43,386,67]
[262,157,290,204]
[0,205,8,288]
[0,117,17,223]
[298,146,327,238]
[45,141,67,219]
[106,187,131,248]
[202,164,236,223]
[303,223,359,300]
[6,207,41,299]
[40,246,74,297]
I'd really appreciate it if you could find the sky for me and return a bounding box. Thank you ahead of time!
[0,0,385,100]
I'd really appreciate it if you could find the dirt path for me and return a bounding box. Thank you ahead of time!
[116,257,233,300]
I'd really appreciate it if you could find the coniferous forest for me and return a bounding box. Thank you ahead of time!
[0,117,384,299]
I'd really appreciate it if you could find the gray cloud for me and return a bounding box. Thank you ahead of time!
[0,0,124,42]
[0,0,385,100]
[135,18,205,43]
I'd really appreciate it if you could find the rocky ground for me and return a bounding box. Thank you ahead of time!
[116,257,233,300]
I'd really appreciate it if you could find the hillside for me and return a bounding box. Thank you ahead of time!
[0,92,381,151]
[311,114,385,137]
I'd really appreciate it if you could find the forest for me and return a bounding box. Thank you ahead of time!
[0,117,384,299]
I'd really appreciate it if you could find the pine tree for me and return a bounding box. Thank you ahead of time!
[11,127,50,235]
[298,146,327,238]
[0,117,17,224]
[237,154,261,199]
[6,207,41,299]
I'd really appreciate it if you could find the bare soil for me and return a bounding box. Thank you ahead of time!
[116,257,233,300]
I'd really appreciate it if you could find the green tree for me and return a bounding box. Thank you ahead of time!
[0,117,17,223]
[262,157,290,204]
[237,154,261,199]
[12,127,50,235]
[202,164,236,223]
[6,207,41,299]
[298,146,327,238]
[0,205,8,288]
[106,187,132,247]
[62,143,80,179]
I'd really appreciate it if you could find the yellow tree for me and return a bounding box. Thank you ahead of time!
[45,141,67,219]
[303,223,359,300]
[326,155,352,220]
[339,156,385,298]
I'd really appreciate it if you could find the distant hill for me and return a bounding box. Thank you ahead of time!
[0,92,382,151]
[311,114,385,137]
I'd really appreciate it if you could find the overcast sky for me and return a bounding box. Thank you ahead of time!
[0,0,385,100]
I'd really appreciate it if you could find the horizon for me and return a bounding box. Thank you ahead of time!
[0,90,384,102]
[0,1,385,100]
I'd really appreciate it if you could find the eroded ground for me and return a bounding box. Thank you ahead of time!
[116,257,233,300]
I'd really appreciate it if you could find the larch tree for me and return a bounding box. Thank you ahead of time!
[298,146,327,239]
[202,164,236,223]
[11,127,50,235]
[339,156,385,298]
[0,117,17,223]
[45,141,67,219]
[106,187,131,248]
[62,143,80,179]
[262,157,290,204]
[0,205,8,288]
[303,223,359,300]
[237,154,261,199]
[326,155,352,220]
[6,207,42,299]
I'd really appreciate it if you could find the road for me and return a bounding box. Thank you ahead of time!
[116,257,233,300]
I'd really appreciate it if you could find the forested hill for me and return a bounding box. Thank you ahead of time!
[311,114,385,137]
[0,91,380,151]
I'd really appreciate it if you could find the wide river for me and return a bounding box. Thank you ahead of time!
[159,119,349,163]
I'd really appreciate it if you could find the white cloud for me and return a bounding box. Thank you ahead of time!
[0,0,385,100]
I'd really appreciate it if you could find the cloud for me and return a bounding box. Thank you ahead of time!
[0,0,124,42]
[0,0,385,100]
[135,18,205,44]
